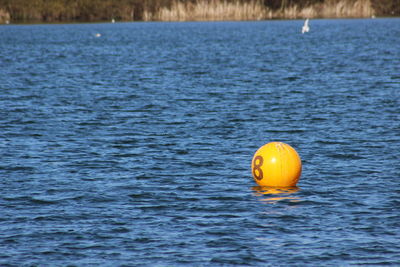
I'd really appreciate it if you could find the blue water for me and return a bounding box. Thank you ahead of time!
[1,19,399,266]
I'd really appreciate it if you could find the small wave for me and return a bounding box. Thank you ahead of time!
[329,153,364,160]
[30,197,59,205]
[111,227,131,233]
[268,129,307,133]
[283,76,300,81]
[0,165,36,172]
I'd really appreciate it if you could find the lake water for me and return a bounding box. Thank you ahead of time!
[0,18,399,266]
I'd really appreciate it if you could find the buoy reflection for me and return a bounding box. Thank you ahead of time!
[252,186,300,203]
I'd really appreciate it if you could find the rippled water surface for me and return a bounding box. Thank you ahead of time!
[1,19,399,266]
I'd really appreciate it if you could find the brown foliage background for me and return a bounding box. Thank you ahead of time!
[0,0,398,23]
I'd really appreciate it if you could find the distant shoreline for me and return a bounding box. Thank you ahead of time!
[2,16,399,27]
[1,0,399,24]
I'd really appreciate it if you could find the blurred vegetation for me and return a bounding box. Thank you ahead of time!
[0,0,398,23]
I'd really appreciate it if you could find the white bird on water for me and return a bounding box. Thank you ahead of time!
[302,18,310,34]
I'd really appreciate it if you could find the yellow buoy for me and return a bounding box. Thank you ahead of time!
[251,142,302,187]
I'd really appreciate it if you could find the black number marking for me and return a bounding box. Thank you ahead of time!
[253,155,264,180]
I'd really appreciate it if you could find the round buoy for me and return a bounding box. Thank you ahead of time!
[251,142,302,187]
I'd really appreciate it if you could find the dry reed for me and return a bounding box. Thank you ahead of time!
[0,9,10,23]
[142,0,374,21]
[319,0,374,18]
[150,0,268,21]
